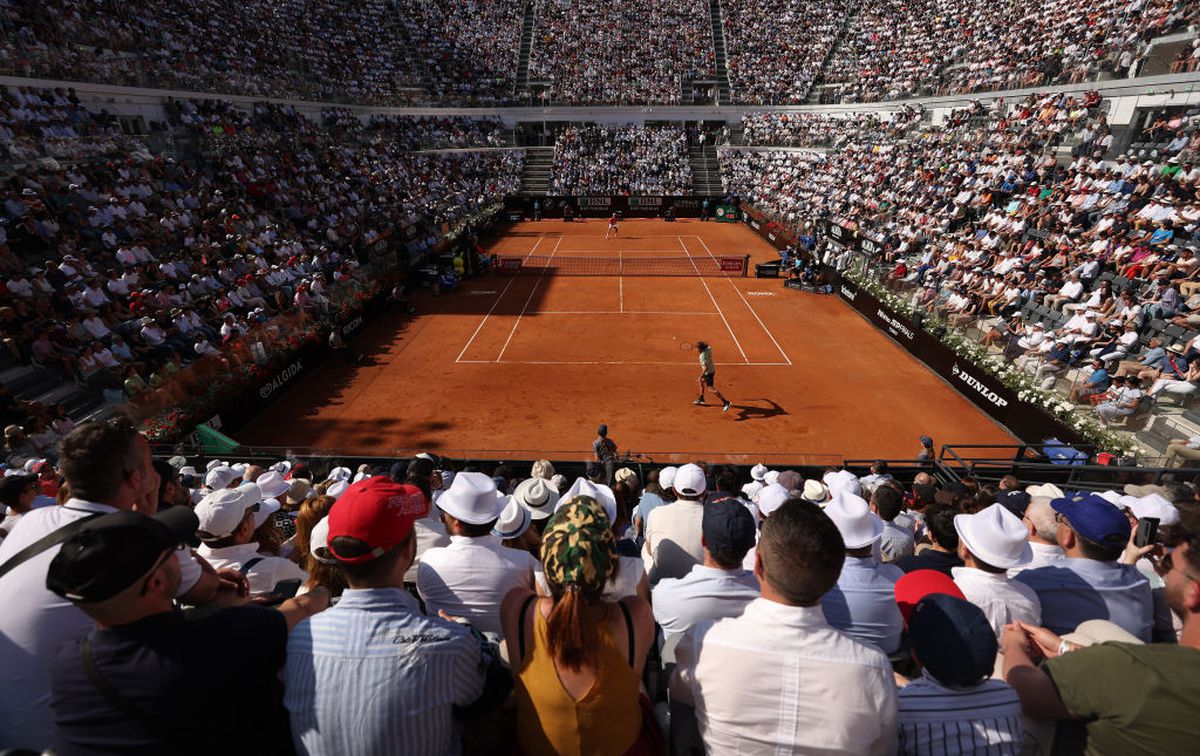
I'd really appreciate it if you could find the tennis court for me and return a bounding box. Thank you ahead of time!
[237,219,1016,462]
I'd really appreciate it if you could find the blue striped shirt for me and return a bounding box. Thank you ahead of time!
[283,588,485,756]
[897,675,1024,755]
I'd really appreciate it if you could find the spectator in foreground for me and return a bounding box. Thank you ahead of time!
[873,485,915,561]
[951,504,1042,639]
[899,593,1024,755]
[194,485,309,596]
[643,463,708,583]
[1003,509,1200,752]
[285,477,493,756]
[652,498,759,651]
[672,499,896,754]
[1015,494,1155,641]
[820,492,905,654]
[0,418,231,750]
[501,496,656,755]
[47,509,328,755]
[895,506,963,577]
[417,472,538,637]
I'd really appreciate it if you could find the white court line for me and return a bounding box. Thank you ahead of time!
[457,361,791,366]
[496,236,561,362]
[692,235,793,366]
[532,311,720,316]
[454,234,545,363]
[619,250,624,313]
[677,236,748,363]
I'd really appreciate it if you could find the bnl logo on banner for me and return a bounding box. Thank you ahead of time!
[951,364,1009,408]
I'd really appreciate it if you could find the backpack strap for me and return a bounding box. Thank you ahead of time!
[0,512,103,582]
[617,599,635,668]
[238,556,264,576]
[516,594,538,663]
[81,636,166,740]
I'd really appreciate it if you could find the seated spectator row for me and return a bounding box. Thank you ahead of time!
[2,440,1198,754]
[528,0,714,105]
[0,88,521,440]
[550,125,693,195]
[740,108,920,148]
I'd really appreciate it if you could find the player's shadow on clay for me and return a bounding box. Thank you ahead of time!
[726,398,787,422]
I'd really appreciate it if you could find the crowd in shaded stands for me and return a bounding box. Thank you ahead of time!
[722,0,849,105]
[401,0,523,103]
[724,91,1200,428]
[0,88,521,441]
[0,0,422,104]
[2,435,1200,754]
[740,108,919,148]
[820,0,1199,103]
[550,126,693,195]
[528,0,713,105]
[1,0,1199,105]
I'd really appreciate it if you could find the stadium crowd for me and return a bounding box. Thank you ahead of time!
[0,0,422,104]
[740,109,919,148]
[528,0,714,105]
[818,0,1199,103]
[550,126,693,196]
[2,434,1199,754]
[721,91,1200,425]
[0,88,521,439]
[400,0,524,103]
[721,0,850,105]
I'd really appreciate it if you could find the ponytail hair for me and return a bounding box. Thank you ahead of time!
[539,496,619,671]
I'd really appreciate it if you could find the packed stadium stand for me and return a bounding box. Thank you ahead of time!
[4,1,1200,754]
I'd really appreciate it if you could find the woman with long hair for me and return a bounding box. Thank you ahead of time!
[501,496,656,756]
[289,494,346,596]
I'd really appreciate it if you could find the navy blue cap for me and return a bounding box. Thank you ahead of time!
[702,498,757,560]
[909,593,997,687]
[1051,493,1130,546]
[997,491,1031,519]
[597,424,607,437]
[919,436,933,447]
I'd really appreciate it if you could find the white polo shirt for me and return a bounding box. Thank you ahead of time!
[197,542,306,596]
[0,499,203,749]
[417,535,537,637]
[642,498,706,584]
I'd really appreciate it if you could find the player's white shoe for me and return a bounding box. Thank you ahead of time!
[723,401,731,412]
[694,398,705,405]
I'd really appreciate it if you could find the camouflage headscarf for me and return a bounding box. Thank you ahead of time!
[540,495,617,593]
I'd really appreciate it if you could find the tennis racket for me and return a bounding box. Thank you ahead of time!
[679,341,695,351]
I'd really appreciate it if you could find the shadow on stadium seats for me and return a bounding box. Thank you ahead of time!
[729,398,787,423]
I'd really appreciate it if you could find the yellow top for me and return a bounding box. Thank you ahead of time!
[515,605,641,756]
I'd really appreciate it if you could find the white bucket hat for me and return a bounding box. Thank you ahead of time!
[493,496,532,540]
[437,472,503,525]
[205,465,238,491]
[802,479,830,504]
[559,477,618,524]
[513,477,559,521]
[954,503,1033,569]
[750,463,768,482]
[1123,493,1180,526]
[252,498,282,529]
[1025,483,1065,499]
[326,466,352,483]
[824,492,883,549]
[823,469,862,497]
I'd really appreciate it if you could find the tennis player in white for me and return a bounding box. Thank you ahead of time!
[694,341,731,411]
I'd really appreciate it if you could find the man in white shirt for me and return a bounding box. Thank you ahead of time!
[0,419,224,750]
[672,499,897,755]
[417,472,537,637]
[195,485,306,596]
[1044,273,1084,311]
[952,504,1042,639]
[1009,497,1065,575]
[652,499,759,652]
[643,463,708,584]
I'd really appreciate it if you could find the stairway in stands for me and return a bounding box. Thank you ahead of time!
[391,1,433,95]
[804,8,860,104]
[707,0,732,104]
[514,1,536,92]
[689,144,723,195]
[520,147,554,194]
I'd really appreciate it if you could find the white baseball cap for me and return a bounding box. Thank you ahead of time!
[673,464,707,497]
[1123,493,1180,526]
[195,487,259,540]
[756,484,791,517]
[659,466,678,492]
[954,503,1033,569]
[204,465,238,491]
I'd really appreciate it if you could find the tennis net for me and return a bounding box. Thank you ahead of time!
[496,254,749,277]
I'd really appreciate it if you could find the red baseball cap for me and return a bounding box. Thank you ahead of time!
[327,478,429,564]
[893,569,965,625]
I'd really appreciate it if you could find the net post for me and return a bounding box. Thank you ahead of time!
[743,255,750,277]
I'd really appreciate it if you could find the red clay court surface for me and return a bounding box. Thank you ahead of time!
[238,219,1016,463]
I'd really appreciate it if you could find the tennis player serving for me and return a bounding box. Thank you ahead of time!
[694,341,731,411]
